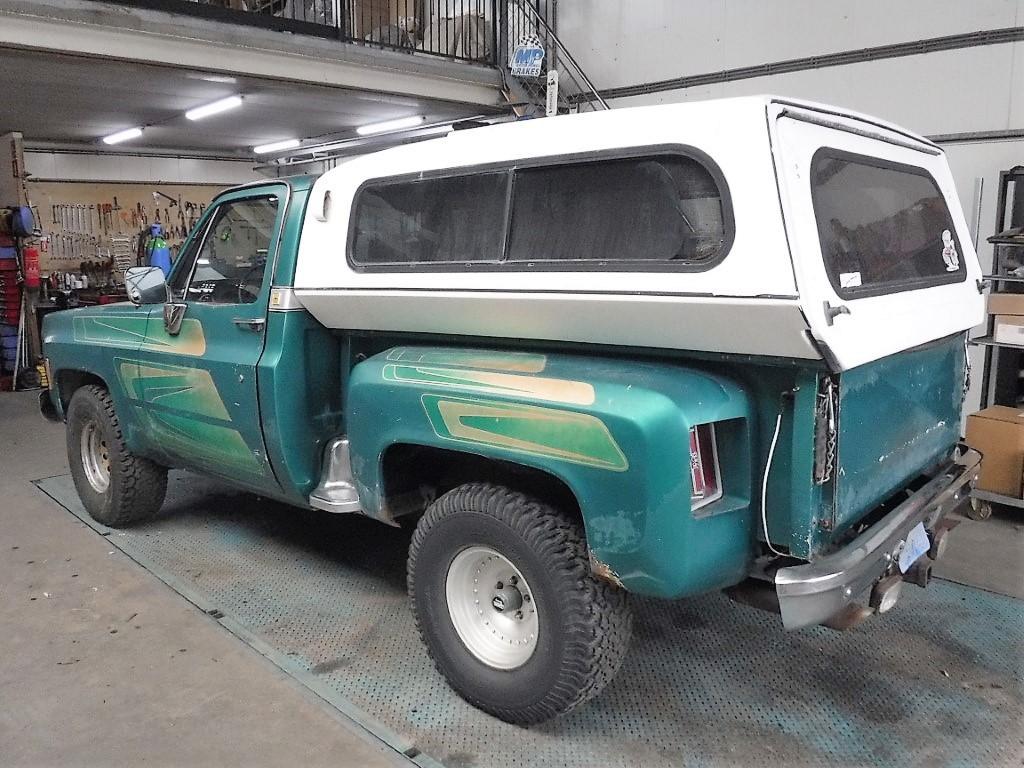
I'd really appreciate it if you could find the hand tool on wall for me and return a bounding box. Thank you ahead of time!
[153,190,178,207]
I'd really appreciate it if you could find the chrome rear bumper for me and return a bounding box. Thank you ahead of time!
[775,446,981,630]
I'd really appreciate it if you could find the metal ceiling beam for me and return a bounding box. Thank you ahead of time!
[24,139,253,162]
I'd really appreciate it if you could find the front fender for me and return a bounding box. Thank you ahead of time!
[42,304,152,453]
[346,346,755,599]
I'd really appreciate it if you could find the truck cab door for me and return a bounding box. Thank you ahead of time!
[135,185,288,494]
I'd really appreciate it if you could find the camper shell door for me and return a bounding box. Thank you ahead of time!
[770,101,984,372]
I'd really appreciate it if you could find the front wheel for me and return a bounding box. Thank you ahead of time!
[66,385,167,527]
[408,483,632,725]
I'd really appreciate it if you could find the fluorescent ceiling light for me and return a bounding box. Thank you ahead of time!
[355,115,426,136]
[102,127,143,145]
[185,95,243,121]
[253,138,301,154]
[188,74,238,84]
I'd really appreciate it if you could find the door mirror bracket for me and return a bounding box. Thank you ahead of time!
[163,302,187,336]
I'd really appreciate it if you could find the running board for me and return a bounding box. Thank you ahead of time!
[309,437,362,514]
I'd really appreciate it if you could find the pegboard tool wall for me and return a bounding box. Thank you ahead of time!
[27,181,224,273]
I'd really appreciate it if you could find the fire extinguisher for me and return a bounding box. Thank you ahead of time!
[23,246,40,290]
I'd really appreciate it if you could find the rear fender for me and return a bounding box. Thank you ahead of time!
[346,346,756,599]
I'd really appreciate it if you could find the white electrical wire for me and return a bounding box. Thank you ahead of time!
[761,409,789,557]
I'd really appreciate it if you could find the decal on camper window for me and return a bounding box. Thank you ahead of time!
[839,272,862,288]
[941,229,960,272]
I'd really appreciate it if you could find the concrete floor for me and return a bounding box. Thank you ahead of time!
[1,389,1021,767]
[0,391,407,768]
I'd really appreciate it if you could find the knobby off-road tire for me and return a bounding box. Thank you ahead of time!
[408,482,633,725]
[66,385,167,527]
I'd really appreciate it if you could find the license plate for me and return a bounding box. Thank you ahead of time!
[898,522,930,573]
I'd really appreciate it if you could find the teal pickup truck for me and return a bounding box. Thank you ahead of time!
[41,97,983,724]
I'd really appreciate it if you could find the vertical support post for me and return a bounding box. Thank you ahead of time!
[333,0,345,39]
[490,0,498,65]
[545,69,559,117]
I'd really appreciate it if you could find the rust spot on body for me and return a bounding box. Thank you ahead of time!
[589,551,624,588]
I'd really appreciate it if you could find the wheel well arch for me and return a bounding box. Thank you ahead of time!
[55,369,108,412]
[378,443,583,526]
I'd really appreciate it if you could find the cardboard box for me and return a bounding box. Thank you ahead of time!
[988,293,1024,316]
[993,314,1024,346]
[965,406,1024,498]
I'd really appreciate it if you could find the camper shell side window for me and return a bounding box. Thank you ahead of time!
[348,146,734,273]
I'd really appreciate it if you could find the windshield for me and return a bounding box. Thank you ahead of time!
[810,149,966,299]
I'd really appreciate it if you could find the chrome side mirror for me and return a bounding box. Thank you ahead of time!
[124,266,168,306]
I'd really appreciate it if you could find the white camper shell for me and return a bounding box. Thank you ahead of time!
[293,96,984,370]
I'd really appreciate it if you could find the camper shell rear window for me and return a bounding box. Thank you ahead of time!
[348,147,733,272]
[810,148,966,299]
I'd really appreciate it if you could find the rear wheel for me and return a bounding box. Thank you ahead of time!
[408,482,632,725]
[66,385,167,527]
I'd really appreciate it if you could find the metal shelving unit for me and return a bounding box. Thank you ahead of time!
[970,166,1024,517]
[971,333,1024,351]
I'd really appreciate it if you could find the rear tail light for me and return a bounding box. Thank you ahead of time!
[689,423,723,511]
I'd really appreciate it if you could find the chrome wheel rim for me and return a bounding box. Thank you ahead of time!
[445,545,539,670]
[80,421,110,494]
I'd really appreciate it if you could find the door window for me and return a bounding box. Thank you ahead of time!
[171,196,280,303]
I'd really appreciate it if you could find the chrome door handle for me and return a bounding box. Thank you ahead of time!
[232,317,266,332]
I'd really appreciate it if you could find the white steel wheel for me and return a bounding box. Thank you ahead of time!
[80,420,111,493]
[445,545,539,670]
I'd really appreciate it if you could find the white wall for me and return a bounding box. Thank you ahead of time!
[24,151,262,185]
[601,44,1022,139]
[559,0,1023,93]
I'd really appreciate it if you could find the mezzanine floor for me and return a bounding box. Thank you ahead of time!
[2,391,1023,767]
